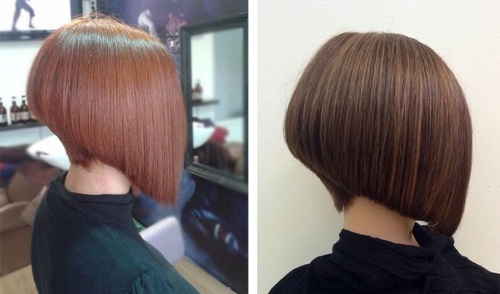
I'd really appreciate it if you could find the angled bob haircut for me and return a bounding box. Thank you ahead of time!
[27,16,186,204]
[285,32,472,236]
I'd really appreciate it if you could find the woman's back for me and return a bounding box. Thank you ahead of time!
[273,31,500,293]
[31,174,197,294]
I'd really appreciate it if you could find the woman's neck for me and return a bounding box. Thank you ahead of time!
[64,162,131,195]
[343,197,419,246]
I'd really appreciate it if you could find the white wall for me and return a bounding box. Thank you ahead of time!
[0,41,51,147]
[214,27,244,121]
[258,1,500,292]
[192,33,215,99]
[0,40,42,120]
[191,28,245,122]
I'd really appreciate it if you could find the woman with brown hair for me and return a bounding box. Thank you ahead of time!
[28,16,197,293]
[270,32,500,293]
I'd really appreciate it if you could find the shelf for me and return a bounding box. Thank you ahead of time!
[192,100,219,107]
[0,122,43,132]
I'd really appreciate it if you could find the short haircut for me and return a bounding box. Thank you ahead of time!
[284,32,472,236]
[27,16,186,204]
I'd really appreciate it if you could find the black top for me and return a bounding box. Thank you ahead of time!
[270,224,500,293]
[31,174,198,294]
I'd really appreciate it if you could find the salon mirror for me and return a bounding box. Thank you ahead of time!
[181,13,247,193]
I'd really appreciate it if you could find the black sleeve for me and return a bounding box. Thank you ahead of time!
[269,265,309,294]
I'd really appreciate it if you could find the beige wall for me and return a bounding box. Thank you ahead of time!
[257,1,500,292]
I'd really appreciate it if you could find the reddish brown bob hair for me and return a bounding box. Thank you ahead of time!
[27,16,186,204]
[285,32,472,236]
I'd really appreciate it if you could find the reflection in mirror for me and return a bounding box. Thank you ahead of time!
[190,27,244,178]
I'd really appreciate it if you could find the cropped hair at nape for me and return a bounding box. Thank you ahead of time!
[284,32,472,236]
[27,16,186,204]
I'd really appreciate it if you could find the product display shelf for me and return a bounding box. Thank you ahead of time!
[0,122,43,132]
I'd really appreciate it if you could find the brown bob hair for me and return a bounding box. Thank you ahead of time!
[285,32,472,236]
[27,16,186,204]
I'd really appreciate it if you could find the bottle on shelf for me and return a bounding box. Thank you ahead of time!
[20,96,31,123]
[10,96,20,125]
[0,98,8,127]
[30,111,38,122]
[26,95,38,122]
[192,79,203,102]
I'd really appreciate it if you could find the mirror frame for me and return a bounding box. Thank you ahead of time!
[181,13,248,194]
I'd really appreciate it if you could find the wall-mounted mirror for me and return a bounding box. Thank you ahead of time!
[181,13,247,193]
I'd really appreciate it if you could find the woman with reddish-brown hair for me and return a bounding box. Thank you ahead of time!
[270,32,500,293]
[28,16,197,293]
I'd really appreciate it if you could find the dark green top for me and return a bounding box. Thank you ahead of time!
[31,174,198,294]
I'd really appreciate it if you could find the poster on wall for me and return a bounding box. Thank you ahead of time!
[98,0,247,73]
[0,0,77,40]
[0,0,72,32]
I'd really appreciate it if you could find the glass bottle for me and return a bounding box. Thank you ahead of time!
[10,96,20,125]
[25,95,37,122]
[20,97,30,123]
[0,98,7,127]
[194,79,203,100]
